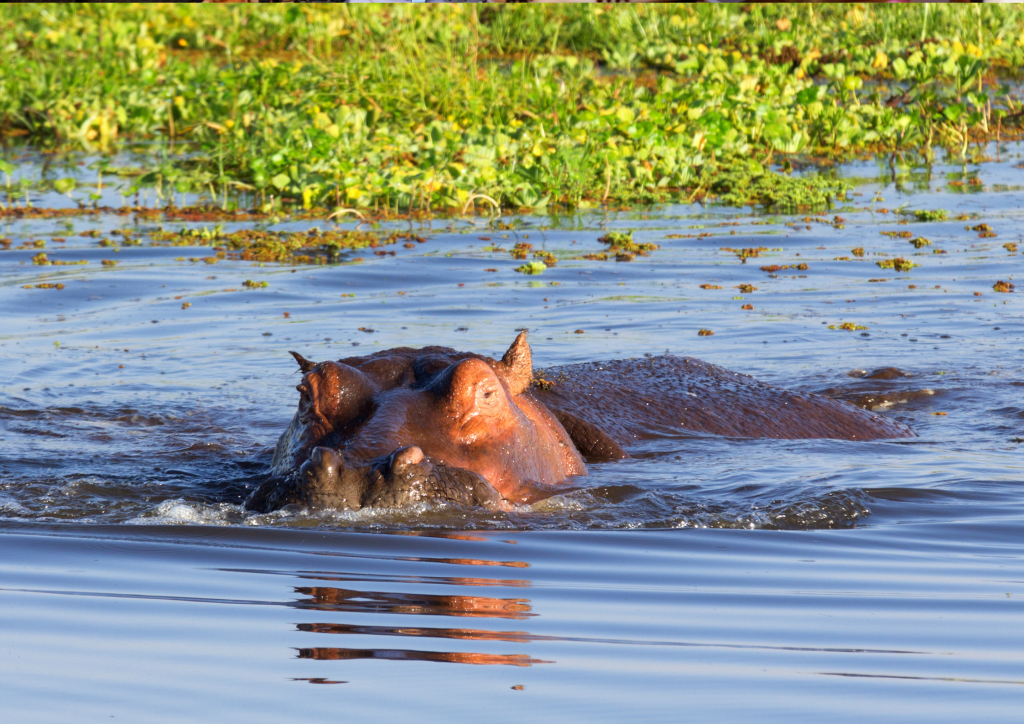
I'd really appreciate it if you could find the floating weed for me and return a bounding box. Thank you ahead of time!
[828,323,869,331]
[23,283,64,290]
[736,284,758,293]
[514,261,547,275]
[851,247,865,257]
[598,232,634,246]
[149,228,418,265]
[697,329,715,336]
[699,284,723,290]
[909,237,932,249]
[721,246,768,263]
[876,257,918,272]
[510,242,533,260]
[597,232,658,258]
[101,259,119,267]
[881,231,914,239]
[993,281,1015,293]
[242,279,269,289]
[532,372,556,391]
[1003,243,1018,253]
[911,210,949,222]
[759,263,808,273]
[533,251,558,268]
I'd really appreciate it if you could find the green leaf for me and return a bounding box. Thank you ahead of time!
[271,173,290,191]
[943,104,965,123]
[891,57,908,80]
[53,178,76,195]
[795,87,824,106]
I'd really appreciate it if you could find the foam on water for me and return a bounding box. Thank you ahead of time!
[128,498,244,526]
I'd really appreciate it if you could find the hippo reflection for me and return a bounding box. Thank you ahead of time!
[246,332,913,513]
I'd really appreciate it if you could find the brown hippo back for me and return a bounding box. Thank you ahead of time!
[535,355,913,444]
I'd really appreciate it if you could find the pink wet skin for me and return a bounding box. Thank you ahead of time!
[348,359,584,502]
[281,333,585,505]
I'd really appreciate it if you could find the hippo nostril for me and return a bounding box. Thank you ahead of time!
[390,445,425,475]
[304,446,340,480]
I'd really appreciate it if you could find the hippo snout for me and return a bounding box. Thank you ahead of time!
[300,446,342,491]
[246,444,506,514]
[294,446,365,510]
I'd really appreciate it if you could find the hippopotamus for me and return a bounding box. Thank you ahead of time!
[246,332,913,513]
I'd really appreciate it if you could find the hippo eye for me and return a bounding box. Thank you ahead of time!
[483,391,494,399]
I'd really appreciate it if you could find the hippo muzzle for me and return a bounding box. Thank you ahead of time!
[247,444,504,513]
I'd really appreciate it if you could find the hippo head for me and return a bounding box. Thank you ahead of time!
[247,333,585,513]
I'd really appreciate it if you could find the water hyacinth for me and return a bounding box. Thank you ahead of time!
[1,4,1022,213]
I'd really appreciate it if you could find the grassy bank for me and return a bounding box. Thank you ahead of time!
[1,3,1022,214]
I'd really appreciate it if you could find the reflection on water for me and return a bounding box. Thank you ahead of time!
[293,586,533,620]
[220,566,531,588]
[297,647,549,667]
[0,526,1022,720]
[297,622,540,644]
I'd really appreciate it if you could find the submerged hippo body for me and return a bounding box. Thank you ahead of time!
[246,333,913,513]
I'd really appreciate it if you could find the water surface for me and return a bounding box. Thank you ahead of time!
[1,144,1022,720]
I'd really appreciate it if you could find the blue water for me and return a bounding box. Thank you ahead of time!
[1,143,1022,720]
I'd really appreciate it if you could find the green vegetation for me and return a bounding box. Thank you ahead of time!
[910,209,949,222]
[149,226,421,264]
[877,256,919,272]
[1,4,1023,214]
[514,260,547,275]
[585,231,659,262]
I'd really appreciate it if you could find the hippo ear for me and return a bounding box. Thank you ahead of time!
[498,331,532,395]
[289,351,317,374]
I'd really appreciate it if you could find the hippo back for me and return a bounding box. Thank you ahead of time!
[533,355,913,444]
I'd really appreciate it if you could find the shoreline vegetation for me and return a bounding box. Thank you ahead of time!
[1,3,1022,218]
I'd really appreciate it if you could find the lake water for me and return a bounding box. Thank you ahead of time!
[1,144,1022,721]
